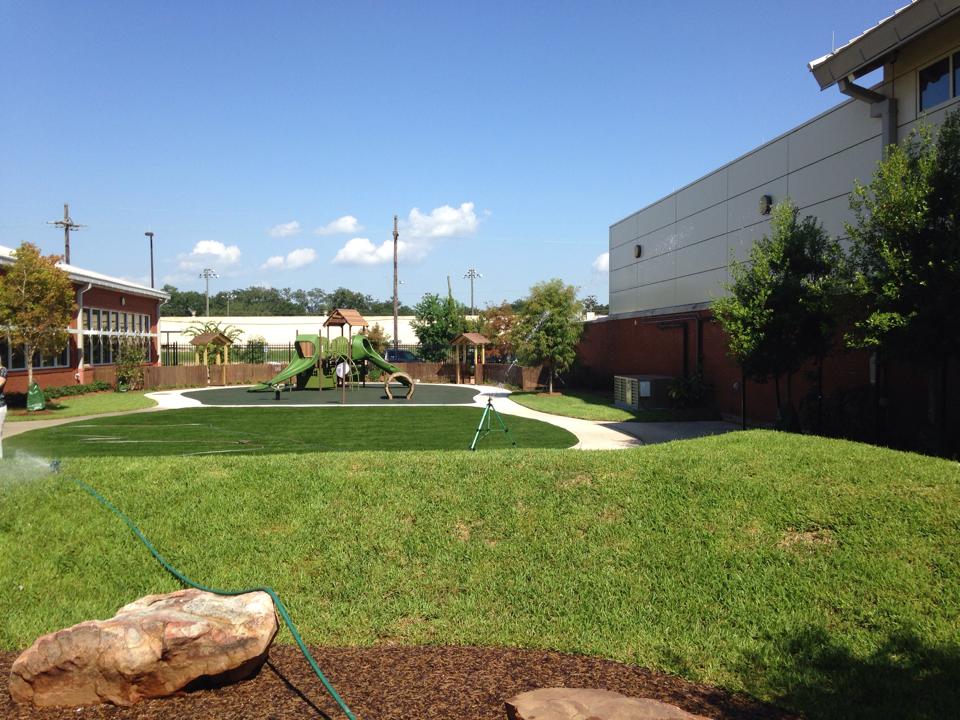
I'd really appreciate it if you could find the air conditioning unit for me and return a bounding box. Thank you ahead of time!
[614,374,674,410]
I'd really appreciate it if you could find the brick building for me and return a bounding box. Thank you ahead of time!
[584,0,960,440]
[0,245,168,394]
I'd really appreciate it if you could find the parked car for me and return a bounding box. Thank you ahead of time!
[384,348,422,363]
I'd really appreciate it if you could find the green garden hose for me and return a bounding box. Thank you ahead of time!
[52,462,357,720]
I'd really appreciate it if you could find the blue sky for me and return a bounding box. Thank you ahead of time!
[0,0,901,308]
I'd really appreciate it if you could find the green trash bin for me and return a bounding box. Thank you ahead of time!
[26,382,45,412]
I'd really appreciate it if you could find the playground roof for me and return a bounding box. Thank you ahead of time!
[324,308,368,328]
[189,331,234,346]
[451,332,490,346]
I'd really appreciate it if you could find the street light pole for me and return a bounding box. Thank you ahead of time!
[199,268,218,316]
[144,232,155,288]
[464,267,482,315]
[392,215,399,352]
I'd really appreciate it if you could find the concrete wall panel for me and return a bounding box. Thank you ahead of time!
[640,251,677,286]
[676,169,727,218]
[675,236,727,278]
[728,138,789,196]
[638,279,676,312]
[639,223,680,258]
[610,241,640,271]
[611,264,637,293]
[788,136,882,208]
[636,196,677,237]
[676,202,727,248]
[676,268,727,306]
[789,100,877,171]
[726,177,788,238]
[610,214,640,248]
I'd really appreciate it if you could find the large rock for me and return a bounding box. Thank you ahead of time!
[10,588,278,707]
[505,687,712,720]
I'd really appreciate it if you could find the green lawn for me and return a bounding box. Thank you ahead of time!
[510,389,719,422]
[1,431,957,719]
[6,391,157,423]
[5,406,576,456]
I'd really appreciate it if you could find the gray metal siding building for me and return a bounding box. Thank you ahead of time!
[608,0,960,320]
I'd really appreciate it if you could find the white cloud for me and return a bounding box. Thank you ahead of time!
[332,237,410,265]
[314,215,363,236]
[177,240,242,271]
[329,202,481,265]
[261,247,317,270]
[405,202,478,239]
[268,220,301,238]
[592,252,609,273]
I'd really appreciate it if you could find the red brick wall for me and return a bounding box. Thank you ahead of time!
[1,281,163,392]
[578,312,960,451]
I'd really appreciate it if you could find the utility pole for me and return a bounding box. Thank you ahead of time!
[199,268,218,316]
[144,231,155,288]
[392,214,399,352]
[464,267,482,315]
[47,203,85,264]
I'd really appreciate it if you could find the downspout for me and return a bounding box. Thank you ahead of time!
[76,283,93,383]
[156,296,169,365]
[838,75,897,148]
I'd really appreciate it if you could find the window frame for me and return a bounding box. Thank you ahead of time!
[918,49,960,113]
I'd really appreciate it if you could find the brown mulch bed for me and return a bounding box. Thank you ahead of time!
[2,645,799,720]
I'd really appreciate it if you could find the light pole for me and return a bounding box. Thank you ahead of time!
[464,267,482,315]
[144,232,155,288]
[199,268,218,316]
[392,215,399,352]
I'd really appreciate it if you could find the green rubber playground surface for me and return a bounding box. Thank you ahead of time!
[184,384,482,405]
[6,406,577,457]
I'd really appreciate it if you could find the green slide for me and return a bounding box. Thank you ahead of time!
[351,335,410,385]
[261,355,317,387]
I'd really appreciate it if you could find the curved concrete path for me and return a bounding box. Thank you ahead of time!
[3,384,733,451]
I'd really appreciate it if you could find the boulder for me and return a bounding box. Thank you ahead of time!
[505,687,712,720]
[10,588,278,707]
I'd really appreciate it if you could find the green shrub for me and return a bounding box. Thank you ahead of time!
[5,381,112,408]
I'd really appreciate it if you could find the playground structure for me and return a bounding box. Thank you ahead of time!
[251,309,415,399]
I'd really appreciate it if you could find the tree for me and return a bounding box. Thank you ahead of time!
[478,302,517,360]
[582,295,609,315]
[0,243,76,386]
[363,323,391,354]
[713,200,843,425]
[845,109,960,447]
[411,293,467,361]
[512,279,584,393]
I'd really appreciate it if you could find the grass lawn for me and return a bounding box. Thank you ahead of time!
[6,391,157,423]
[511,389,719,422]
[5,406,576,456]
[1,431,958,718]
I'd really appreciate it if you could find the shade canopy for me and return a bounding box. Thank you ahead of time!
[324,308,369,328]
[189,331,234,347]
[451,332,490,347]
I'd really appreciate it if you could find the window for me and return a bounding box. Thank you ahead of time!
[955,51,960,99]
[80,305,153,365]
[919,51,960,112]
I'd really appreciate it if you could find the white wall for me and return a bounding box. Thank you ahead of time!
[609,13,960,317]
[159,316,421,346]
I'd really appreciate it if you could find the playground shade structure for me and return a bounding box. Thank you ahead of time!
[252,334,410,392]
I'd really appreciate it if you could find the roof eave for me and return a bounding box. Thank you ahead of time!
[808,0,960,90]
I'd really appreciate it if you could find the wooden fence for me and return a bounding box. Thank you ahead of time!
[89,362,545,390]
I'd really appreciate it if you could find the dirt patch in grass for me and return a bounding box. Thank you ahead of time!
[0,645,798,720]
[777,528,834,550]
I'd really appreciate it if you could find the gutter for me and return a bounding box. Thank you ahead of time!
[838,74,898,148]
